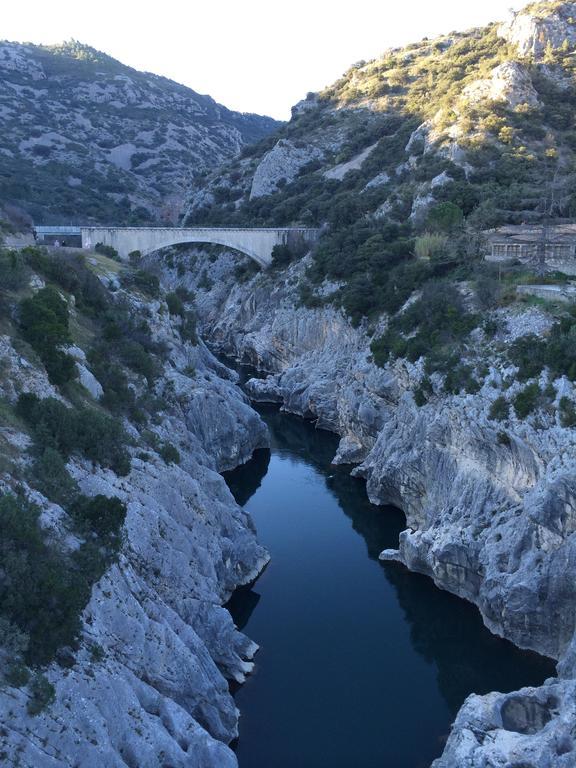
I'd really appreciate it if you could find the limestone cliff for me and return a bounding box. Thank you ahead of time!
[147,244,576,767]
[0,253,269,767]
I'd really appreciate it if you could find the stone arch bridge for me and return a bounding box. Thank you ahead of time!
[78,226,320,267]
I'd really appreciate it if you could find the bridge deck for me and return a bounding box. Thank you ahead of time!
[34,225,321,266]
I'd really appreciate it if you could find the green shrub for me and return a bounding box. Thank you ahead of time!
[0,495,89,665]
[16,394,131,476]
[198,269,213,291]
[0,249,29,292]
[71,495,126,542]
[513,382,541,418]
[489,395,510,421]
[5,662,30,688]
[19,286,77,385]
[444,364,480,395]
[476,275,501,309]
[180,311,198,344]
[159,443,180,465]
[75,409,131,475]
[509,314,576,382]
[235,261,260,283]
[23,249,110,316]
[426,202,464,233]
[497,430,512,447]
[44,350,77,386]
[121,269,160,298]
[559,396,576,427]
[31,448,78,507]
[175,286,194,303]
[271,243,298,269]
[95,242,119,260]
[0,617,29,685]
[508,334,547,381]
[89,642,105,663]
[413,377,433,406]
[372,281,479,369]
[27,674,55,715]
[116,339,160,384]
[483,318,500,338]
[166,291,185,317]
[87,355,136,415]
[414,232,448,260]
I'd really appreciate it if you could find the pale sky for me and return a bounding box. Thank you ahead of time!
[5,0,528,119]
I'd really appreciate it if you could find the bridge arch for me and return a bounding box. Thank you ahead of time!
[80,226,319,267]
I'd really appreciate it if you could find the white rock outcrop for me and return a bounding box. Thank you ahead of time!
[499,3,576,58]
[250,139,322,199]
[324,142,379,181]
[463,61,540,109]
[0,283,269,768]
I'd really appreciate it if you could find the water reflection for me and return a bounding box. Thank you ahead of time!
[225,447,270,507]
[224,404,555,768]
[383,565,553,715]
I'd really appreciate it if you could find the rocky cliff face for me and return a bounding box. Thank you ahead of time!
[0,256,269,767]
[145,244,576,767]
[499,2,576,58]
[0,40,279,225]
[185,0,576,239]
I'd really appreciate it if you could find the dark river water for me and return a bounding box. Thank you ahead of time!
[224,404,555,768]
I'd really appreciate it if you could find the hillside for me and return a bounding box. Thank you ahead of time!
[185,0,576,317]
[0,242,269,766]
[0,40,279,226]
[4,4,576,767]
[168,5,576,765]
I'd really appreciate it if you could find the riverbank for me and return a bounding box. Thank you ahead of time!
[225,406,553,768]
[147,246,576,766]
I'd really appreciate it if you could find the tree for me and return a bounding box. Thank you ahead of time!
[426,202,464,233]
[19,287,77,385]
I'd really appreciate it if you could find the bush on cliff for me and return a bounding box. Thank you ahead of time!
[508,311,576,382]
[513,382,542,418]
[31,448,78,507]
[166,291,185,317]
[0,249,29,292]
[18,286,77,385]
[489,395,510,421]
[71,494,127,544]
[120,268,160,298]
[559,396,576,427]
[16,394,131,476]
[0,494,89,665]
[95,242,119,260]
[371,281,478,367]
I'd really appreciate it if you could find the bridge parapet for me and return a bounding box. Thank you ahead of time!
[80,226,320,266]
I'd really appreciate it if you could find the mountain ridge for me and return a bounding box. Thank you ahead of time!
[0,39,280,227]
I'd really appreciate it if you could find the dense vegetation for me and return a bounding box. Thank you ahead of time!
[186,5,576,329]
[181,3,576,426]
[19,286,77,385]
[0,244,198,704]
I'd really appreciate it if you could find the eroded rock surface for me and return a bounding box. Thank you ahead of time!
[149,246,576,767]
[499,3,576,58]
[250,139,323,199]
[0,277,269,767]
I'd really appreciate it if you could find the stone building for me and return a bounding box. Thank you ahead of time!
[486,224,576,275]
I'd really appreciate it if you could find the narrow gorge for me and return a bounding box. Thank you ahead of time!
[3,2,576,766]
